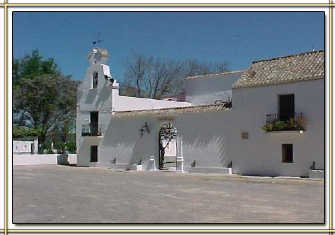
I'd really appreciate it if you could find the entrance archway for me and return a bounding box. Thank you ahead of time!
[158,123,178,170]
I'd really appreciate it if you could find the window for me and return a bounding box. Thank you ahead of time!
[92,72,98,89]
[90,145,98,162]
[90,111,99,125]
[90,111,99,135]
[282,144,293,163]
[278,94,294,121]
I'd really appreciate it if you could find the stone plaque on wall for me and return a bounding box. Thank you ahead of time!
[242,132,249,139]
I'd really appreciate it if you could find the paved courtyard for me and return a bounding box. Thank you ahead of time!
[13,165,324,223]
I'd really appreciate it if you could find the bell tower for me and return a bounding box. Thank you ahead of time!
[76,47,119,167]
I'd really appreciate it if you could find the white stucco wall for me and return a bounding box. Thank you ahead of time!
[76,137,102,166]
[95,79,324,177]
[99,116,159,169]
[97,109,235,171]
[76,49,191,159]
[76,50,324,177]
[231,79,324,177]
[162,139,177,156]
[13,154,77,165]
[185,71,242,105]
[13,140,38,154]
[178,111,236,169]
[76,51,116,152]
[13,154,57,165]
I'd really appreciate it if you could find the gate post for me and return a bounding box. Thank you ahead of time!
[176,136,184,173]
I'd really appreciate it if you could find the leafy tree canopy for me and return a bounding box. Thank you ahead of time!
[14,75,78,147]
[13,50,78,153]
[13,126,41,138]
[13,50,60,86]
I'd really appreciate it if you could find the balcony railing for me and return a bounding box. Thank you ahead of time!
[82,123,103,136]
[263,112,305,132]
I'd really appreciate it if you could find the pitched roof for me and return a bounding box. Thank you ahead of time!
[113,104,228,118]
[232,50,324,89]
[185,70,243,80]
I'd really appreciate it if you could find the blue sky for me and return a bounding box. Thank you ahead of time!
[13,11,324,81]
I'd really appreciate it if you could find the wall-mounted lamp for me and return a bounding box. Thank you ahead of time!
[139,122,150,138]
[143,122,150,133]
[139,128,145,138]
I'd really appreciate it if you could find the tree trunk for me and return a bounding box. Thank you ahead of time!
[136,77,141,97]
[38,133,46,154]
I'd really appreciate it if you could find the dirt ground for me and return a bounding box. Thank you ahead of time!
[13,165,324,224]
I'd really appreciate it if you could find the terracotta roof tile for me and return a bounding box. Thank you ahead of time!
[185,70,243,80]
[232,50,324,89]
[113,104,228,118]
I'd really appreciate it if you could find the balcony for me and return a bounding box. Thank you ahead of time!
[82,123,103,136]
[263,112,305,133]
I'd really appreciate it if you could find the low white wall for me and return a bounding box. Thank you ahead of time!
[13,140,38,154]
[309,170,324,179]
[67,154,77,164]
[14,154,57,165]
[115,96,191,111]
[13,154,77,166]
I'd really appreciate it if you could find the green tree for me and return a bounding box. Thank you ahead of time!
[13,50,60,86]
[13,50,79,153]
[14,75,79,152]
[12,126,40,138]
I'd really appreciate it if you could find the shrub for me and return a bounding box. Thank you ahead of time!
[13,126,40,138]
[262,117,306,132]
[66,141,76,153]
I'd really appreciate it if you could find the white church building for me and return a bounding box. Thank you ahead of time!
[76,48,324,177]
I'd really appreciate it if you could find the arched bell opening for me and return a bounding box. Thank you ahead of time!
[92,71,98,89]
